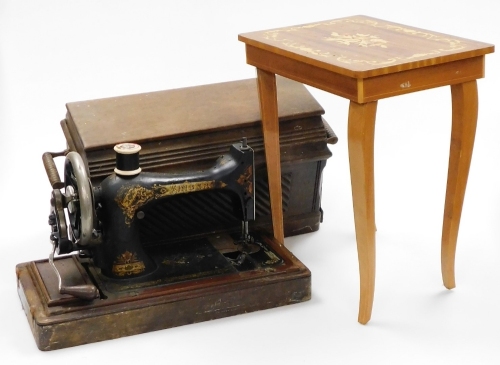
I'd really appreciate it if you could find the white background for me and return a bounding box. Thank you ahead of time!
[1,1,499,363]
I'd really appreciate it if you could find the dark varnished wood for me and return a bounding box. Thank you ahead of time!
[17,236,310,351]
[65,77,324,151]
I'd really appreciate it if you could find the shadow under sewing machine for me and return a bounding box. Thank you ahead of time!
[16,77,336,350]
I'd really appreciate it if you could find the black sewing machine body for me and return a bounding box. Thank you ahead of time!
[93,142,255,279]
[48,140,267,294]
[17,140,311,350]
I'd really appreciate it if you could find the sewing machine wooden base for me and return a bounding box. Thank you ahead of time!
[16,234,310,351]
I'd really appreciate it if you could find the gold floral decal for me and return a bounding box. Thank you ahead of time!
[112,251,146,276]
[115,181,222,225]
[237,165,253,194]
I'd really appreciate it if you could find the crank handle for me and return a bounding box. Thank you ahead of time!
[49,240,99,301]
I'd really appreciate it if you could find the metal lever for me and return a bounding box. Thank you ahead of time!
[49,240,99,300]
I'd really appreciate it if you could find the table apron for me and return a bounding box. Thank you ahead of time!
[245,45,358,100]
[245,45,485,103]
[361,56,485,102]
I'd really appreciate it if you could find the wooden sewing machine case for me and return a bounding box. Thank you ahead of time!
[16,77,336,350]
[61,76,336,241]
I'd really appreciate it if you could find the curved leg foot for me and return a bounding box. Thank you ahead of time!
[442,81,478,289]
[348,101,377,324]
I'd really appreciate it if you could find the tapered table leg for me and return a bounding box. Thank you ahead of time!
[348,101,378,324]
[442,81,478,289]
[256,69,285,245]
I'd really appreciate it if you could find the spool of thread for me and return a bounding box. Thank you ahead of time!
[114,143,142,176]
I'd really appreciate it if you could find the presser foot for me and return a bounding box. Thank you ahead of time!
[233,223,260,266]
[226,239,282,270]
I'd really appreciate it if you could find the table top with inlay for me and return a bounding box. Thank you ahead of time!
[239,15,494,79]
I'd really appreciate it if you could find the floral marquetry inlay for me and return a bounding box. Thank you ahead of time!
[261,17,467,67]
[325,32,388,48]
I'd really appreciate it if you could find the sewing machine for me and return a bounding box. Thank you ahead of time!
[16,138,311,350]
[16,77,335,350]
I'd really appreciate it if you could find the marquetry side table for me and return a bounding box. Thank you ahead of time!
[238,15,494,324]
